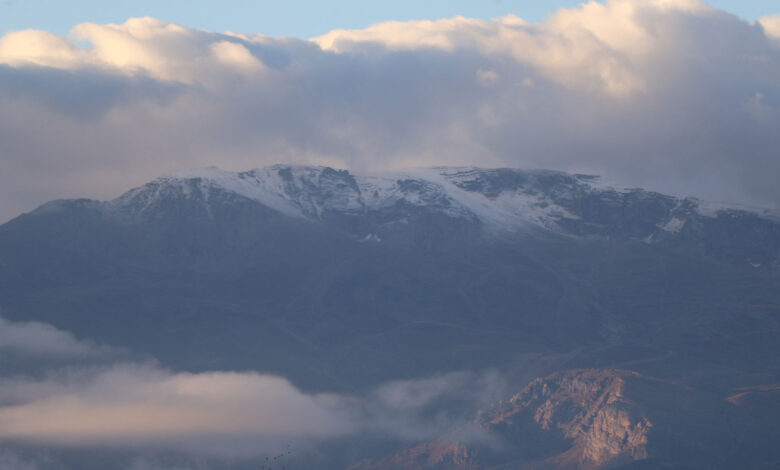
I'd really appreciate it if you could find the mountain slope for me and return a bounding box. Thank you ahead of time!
[0,165,779,468]
[1,165,779,387]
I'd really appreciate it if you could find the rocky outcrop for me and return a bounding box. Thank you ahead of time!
[352,369,654,470]
[484,370,651,469]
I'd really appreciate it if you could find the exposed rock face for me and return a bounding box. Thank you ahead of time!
[485,370,651,469]
[352,367,780,470]
[353,370,654,470]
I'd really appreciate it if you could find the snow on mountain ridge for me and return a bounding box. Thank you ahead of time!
[110,165,779,234]
[113,166,304,218]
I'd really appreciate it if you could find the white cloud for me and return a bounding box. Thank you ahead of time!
[0,363,357,455]
[312,10,648,96]
[0,30,84,69]
[70,18,205,82]
[209,41,263,71]
[0,363,506,456]
[365,370,507,443]
[759,14,780,41]
[0,17,268,84]
[0,316,95,357]
[1,1,780,222]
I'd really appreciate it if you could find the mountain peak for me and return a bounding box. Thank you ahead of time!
[64,164,775,268]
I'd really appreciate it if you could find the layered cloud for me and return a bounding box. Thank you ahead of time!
[1,0,780,222]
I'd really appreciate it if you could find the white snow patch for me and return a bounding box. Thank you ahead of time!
[360,233,382,243]
[427,167,580,229]
[695,199,779,220]
[129,167,306,218]
[661,217,686,233]
[577,175,634,195]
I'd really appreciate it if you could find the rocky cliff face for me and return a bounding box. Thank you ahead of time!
[351,368,780,470]
[351,370,655,470]
[484,370,651,470]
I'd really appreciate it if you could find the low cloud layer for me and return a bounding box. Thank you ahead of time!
[0,364,357,452]
[0,365,503,456]
[1,0,780,222]
[367,370,507,442]
[0,315,505,462]
[0,316,96,357]
[0,317,505,461]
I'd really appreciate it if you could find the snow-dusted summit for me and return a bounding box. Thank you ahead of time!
[111,165,777,240]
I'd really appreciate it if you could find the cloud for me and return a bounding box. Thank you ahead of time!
[0,363,358,456]
[366,370,507,443]
[0,315,505,461]
[0,30,84,69]
[373,370,507,415]
[0,363,506,458]
[0,316,97,357]
[1,1,780,223]
[759,14,780,40]
[312,11,648,96]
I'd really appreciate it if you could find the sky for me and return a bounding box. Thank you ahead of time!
[0,0,778,38]
[1,0,780,224]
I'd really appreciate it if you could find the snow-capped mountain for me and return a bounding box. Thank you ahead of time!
[111,165,776,236]
[101,165,780,268]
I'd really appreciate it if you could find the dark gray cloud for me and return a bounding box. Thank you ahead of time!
[0,2,780,222]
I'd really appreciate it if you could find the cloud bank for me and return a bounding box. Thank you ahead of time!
[1,0,780,222]
[0,364,505,461]
[0,364,357,450]
[0,315,505,462]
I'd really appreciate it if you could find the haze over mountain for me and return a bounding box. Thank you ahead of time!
[0,164,779,469]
